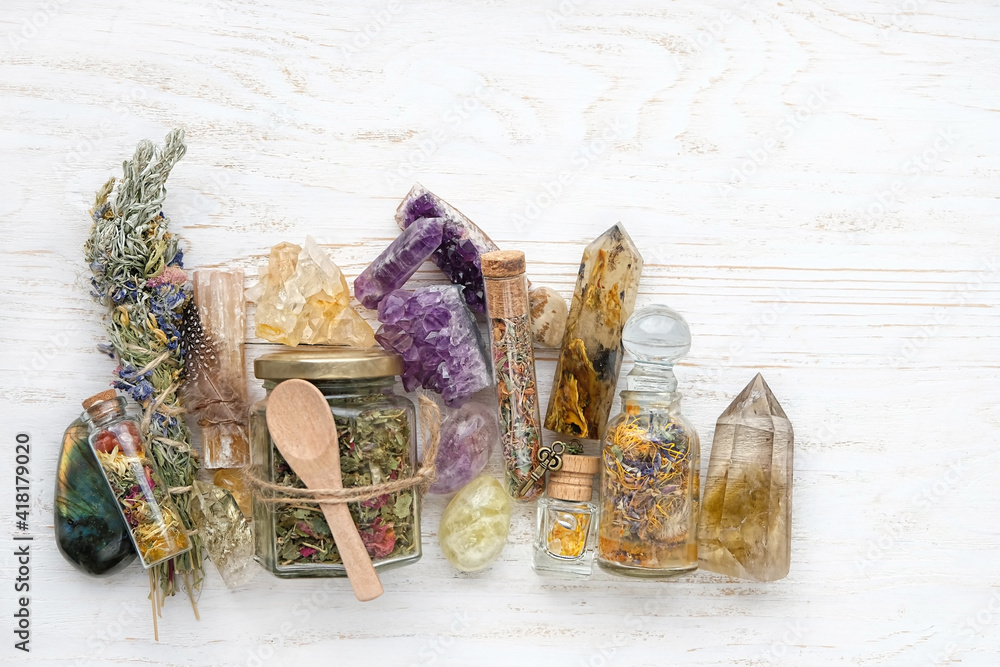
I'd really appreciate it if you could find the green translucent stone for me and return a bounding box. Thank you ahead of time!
[53,418,136,577]
[438,475,511,572]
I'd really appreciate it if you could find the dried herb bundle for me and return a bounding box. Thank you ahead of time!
[84,128,203,614]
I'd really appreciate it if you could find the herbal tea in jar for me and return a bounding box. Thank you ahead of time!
[597,306,700,577]
[250,348,421,578]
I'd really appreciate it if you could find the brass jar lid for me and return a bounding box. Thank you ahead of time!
[254,347,403,381]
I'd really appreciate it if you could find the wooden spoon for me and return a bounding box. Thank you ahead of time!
[266,378,384,602]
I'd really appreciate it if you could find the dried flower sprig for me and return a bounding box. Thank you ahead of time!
[84,128,203,615]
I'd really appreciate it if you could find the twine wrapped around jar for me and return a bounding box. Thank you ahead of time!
[244,395,440,505]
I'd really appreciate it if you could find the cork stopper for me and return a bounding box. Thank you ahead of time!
[82,389,118,412]
[481,250,526,278]
[547,454,600,502]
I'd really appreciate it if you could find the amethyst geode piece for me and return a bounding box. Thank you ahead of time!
[394,184,499,315]
[354,217,445,310]
[375,285,492,406]
[429,401,498,495]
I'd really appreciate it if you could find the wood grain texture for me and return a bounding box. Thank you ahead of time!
[1,0,998,664]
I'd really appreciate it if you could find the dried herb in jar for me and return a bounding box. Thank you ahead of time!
[273,407,417,565]
[598,413,697,569]
[481,250,544,501]
[491,314,543,498]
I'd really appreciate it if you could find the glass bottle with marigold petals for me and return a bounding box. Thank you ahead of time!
[596,306,700,578]
[82,390,191,568]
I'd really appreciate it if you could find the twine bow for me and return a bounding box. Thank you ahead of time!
[244,395,440,505]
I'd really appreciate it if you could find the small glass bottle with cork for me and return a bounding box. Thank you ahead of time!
[81,390,192,568]
[481,249,545,501]
[532,443,600,576]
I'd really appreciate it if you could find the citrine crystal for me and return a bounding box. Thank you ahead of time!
[246,237,375,347]
[545,223,643,440]
[438,475,511,572]
[698,374,793,582]
[395,184,499,314]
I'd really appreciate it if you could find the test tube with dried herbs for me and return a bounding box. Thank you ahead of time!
[481,250,544,501]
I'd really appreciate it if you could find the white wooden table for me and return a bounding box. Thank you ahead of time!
[2,0,999,664]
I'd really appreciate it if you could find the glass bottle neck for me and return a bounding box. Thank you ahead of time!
[625,361,680,393]
[84,398,128,429]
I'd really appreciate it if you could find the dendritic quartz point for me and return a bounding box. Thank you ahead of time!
[545,223,643,440]
[375,285,491,406]
[394,184,499,314]
[697,374,793,582]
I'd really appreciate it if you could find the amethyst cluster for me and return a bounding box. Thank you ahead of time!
[354,217,444,310]
[394,184,499,315]
[375,285,492,406]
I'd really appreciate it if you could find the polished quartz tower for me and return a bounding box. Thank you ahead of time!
[698,374,793,582]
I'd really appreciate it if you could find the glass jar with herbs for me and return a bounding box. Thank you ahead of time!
[596,306,700,577]
[249,348,421,578]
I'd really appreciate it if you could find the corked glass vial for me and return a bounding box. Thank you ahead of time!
[249,347,421,578]
[81,390,191,568]
[532,454,600,576]
[481,250,545,501]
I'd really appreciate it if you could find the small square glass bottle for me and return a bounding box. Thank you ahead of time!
[532,454,600,576]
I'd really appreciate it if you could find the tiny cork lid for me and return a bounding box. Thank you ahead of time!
[82,389,117,411]
[481,250,526,278]
[547,454,600,502]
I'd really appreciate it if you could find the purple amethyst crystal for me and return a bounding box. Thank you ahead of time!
[429,401,498,494]
[394,184,499,315]
[354,217,445,310]
[375,285,491,406]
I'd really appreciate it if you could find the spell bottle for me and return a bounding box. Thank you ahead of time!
[532,452,600,576]
[81,390,191,568]
[596,305,700,577]
[481,250,544,501]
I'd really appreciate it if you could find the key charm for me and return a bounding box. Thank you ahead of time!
[518,441,566,497]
